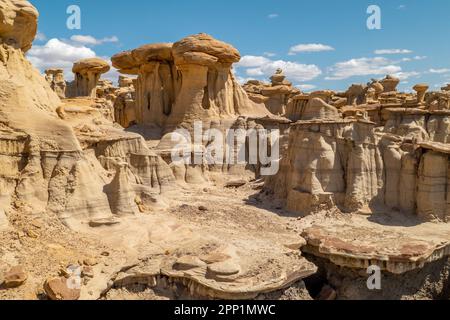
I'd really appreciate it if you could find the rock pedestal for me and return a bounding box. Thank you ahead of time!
[413,83,429,104]
[70,58,110,98]
[112,34,269,129]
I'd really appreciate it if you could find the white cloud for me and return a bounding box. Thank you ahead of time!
[289,43,334,55]
[296,84,317,91]
[268,13,279,19]
[325,57,402,80]
[236,55,322,83]
[264,52,276,57]
[246,68,265,76]
[401,55,427,62]
[35,32,47,42]
[398,5,406,10]
[429,68,450,74]
[236,56,272,68]
[27,38,97,80]
[374,49,413,55]
[70,35,119,46]
[392,71,421,80]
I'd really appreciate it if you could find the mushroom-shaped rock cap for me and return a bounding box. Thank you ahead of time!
[111,43,173,74]
[0,0,38,52]
[72,58,111,75]
[172,33,241,65]
[413,83,429,92]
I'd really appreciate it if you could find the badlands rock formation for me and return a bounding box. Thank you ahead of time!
[67,58,111,98]
[2,0,450,301]
[261,70,450,299]
[0,1,317,301]
[112,34,269,130]
[243,69,300,116]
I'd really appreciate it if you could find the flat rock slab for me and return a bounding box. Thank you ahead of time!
[301,214,450,274]
[96,213,317,300]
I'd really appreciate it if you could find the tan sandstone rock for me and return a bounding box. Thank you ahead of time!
[44,277,81,300]
[2,266,27,288]
[68,58,110,98]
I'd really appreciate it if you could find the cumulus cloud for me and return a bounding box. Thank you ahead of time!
[236,55,322,82]
[392,71,421,80]
[296,84,317,91]
[289,43,334,55]
[325,57,402,80]
[429,68,450,74]
[236,56,272,68]
[27,38,97,80]
[70,35,119,46]
[374,49,413,55]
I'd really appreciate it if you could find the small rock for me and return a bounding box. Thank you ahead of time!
[173,256,207,271]
[101,251,110,257]
[225,180,247,188]
[82,266,94,278]
[44,277,81,301]
[207,260,241,276]
[3,266,27,288]
[89,218,120,228]
[30,219,43,229]
[200,253,231,264]
[83,258,98,266]
[26,229,39,239]
[198,206,208,212]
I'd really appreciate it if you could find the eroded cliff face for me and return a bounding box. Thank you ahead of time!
[0,1,174,230]
[264,74,450,223]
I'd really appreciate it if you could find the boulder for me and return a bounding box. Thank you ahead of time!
[3,266,27,288]
[0,0,38,52]
[44,277,81,300]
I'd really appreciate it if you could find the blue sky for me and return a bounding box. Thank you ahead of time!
[28,0,450,91]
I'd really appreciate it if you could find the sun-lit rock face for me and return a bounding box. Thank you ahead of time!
[45,68,66,99]
[68,58,111,98]
[0,0,38,52]
[112,33,269,130]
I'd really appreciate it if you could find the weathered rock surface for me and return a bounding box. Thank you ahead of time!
[2,266,27,288]
[45,68,66,99]
[0,0,38,52]
[112,33,270,130]
[67,58,110,98]
[44,277,81,300]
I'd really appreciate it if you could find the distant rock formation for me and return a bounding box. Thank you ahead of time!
[67,58,110,98]
[45,68,66,99]
[243,69,300,116]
